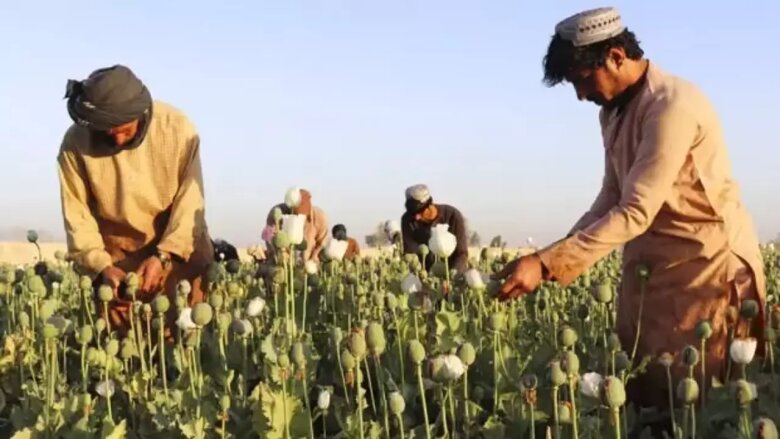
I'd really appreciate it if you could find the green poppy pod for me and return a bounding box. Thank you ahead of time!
[152,296,170,315]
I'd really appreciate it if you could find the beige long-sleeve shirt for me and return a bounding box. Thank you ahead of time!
[57,101,212,277]
[537,63,764,288]
[264,204,329,262]
[534,63,766,407]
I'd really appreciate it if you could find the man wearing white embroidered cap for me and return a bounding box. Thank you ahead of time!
[263,187,329,264]
[493,6,765,436]
[401,184,469,273]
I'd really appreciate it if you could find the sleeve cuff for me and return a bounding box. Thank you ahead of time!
[157,240,192,262]
[535,237,585,287]
[83,249,113,278]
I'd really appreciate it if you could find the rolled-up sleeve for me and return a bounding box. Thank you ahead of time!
[57,148,112,277]
[538,99,699,285]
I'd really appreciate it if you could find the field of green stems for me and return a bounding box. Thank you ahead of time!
[0,227,779,439]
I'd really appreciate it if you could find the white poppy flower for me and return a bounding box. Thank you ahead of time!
[246,297,266,317]
[580,372,603,399]
[96,380,115,398]
[282,214,307,246]
[464,268,486,290]
[730,337,757,365]
[428,224,457,258]
[400,273,422,294]
[176,308,197,331]
[325,239,349,261]
[430,354,466,381]
[317,389,331,410]
[304,260,319,274]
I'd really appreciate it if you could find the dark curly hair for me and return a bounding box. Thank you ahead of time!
[332,224,347,236]
[542,29,644,87]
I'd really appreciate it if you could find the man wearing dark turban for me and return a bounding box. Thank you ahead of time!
[401,184,469,273]
[57,65,214,335]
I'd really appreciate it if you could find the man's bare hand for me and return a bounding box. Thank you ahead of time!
[492,254,544,301]
[100,265,127,296]
[136,256,165,294]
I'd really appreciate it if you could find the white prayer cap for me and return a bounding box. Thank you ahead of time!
[555,7,626,47]
[405,184,431,202]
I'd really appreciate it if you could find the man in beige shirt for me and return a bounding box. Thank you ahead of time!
[58,65,214,333]
[495,7,766,435]
[263,188,329,264]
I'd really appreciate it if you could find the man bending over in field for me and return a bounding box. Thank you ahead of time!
[493,7,766,437]
[402,184,469,273]
[57,65,214,334]
[263,188,329,264]
[332,224,360,261]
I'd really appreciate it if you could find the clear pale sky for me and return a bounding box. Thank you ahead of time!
[1,1,777,247]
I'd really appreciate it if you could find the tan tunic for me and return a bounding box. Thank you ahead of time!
[57,100,214,330]
[265,204,329,262]
[345,237,361,261]
[536,63,766,408]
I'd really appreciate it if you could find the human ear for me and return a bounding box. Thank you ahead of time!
[606,48,626,70]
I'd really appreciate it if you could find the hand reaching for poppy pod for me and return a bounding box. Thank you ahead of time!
[136,256,165,294]
[492,254,545,301]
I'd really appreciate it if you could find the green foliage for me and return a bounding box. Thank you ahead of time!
[0,246,777,437]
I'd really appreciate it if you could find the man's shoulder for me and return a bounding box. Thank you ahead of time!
[642,64,714,117]
[437,203,464,218]
[312,206,328,223]
[59,123,90,156]
[150,100,197,134]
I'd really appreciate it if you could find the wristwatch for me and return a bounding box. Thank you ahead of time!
[156,250,172,269]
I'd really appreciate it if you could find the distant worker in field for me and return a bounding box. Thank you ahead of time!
[493,7,766,436]
[401,184,469,273]
[212,239,240,262]
[263,187,328,263]
[332,224,360,261]
[57,64,214,334]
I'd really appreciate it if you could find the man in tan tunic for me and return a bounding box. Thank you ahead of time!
[58,65,214,333]
[263,188,329,263]
[494,7,766,435]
